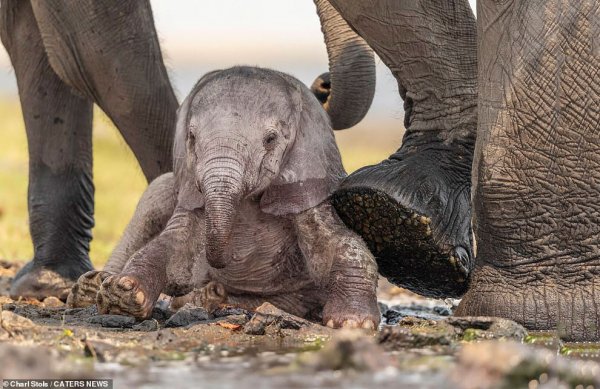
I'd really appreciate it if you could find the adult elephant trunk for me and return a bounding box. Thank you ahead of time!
[200,154,244,269]
[313,0,376,130]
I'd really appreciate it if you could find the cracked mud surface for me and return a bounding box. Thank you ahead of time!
[1,260,599,389]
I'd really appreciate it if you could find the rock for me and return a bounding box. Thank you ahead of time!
[219,314,249,327]
[446,316,527,341]
[1,310,36,334]
[212,306,251,319]
[297,329,396,372]
[379,316,527,349]
[165,306,210,327]
[452,341,600,389]
[152,305,174,322]
[42,296,65,308]
[64,305,98,316]
[133,319,160,331]
[88,314,136,328]
[384,303,449,324]
[84,339,117,362]
[379,323,453,348]
[244,303,309,335]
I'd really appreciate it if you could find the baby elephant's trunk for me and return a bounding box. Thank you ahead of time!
[201,157,244,269]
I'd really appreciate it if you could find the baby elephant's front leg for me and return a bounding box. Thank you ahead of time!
[97,208,200,319]
[295,203,380,329]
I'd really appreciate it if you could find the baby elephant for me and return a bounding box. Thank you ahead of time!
[68,66,379,328]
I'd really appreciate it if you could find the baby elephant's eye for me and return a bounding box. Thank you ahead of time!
[188,131,196,147]
[263,132,278,149]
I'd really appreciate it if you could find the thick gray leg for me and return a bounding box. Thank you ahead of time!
[1,0,94,300]
[67,173,176,308]
[329,0,477,298]
[456,0,600,342]
[30,0,178,180]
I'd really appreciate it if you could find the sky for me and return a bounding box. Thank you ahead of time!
[0,0,477,117]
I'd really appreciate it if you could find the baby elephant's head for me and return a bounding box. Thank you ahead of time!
[174,66,346,268]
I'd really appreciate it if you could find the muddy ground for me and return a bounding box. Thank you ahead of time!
[1,260,599,389]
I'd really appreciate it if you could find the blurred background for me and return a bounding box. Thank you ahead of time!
[0,1,476,266]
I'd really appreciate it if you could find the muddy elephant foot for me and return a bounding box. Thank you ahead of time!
[170,281,228,312]
[332,146,474,298]
[455,266,600,342]
[9,260,90,301]
[195,281,228,312]
[97,274,157,319]
[66,270,112,308]
[322,293,380,330]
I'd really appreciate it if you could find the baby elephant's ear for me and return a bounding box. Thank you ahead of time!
[260,85,346,216]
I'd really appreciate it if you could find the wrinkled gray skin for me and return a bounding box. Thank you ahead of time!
[1,0,375,301]
[327,0,600,341]
[69,67,380,329]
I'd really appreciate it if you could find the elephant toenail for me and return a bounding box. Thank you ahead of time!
[135,290,145,305]
[343,319,358,328]
[361,321,375,330]
[118,277,135,291]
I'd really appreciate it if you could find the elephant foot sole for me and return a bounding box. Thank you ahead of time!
[456,267,600,342]
[66,270,112,308]
[97,274,156,319]
[332,187,469,298]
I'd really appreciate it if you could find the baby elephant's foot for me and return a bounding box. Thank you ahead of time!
[66,270,111,308]
[97,274,156,319]
[196,281,228,312]
[322,294,380,330]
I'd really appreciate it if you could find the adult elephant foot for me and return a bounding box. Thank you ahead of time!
[10,260,93,302]
[455,268,600,342]
[332,140,474,298]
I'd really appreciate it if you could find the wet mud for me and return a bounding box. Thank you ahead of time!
[1,260,599,389]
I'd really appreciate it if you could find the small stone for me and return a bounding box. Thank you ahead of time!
[1,310,36,334]
[133,319,159,332]
[297,329,396,372]
[64,304,98,318]
[152,305,174,321]
[212,306,251,319]
[42,296,64,308]
[84,339,116,362]
[244,303,309,335]
[88,314,136,328]
[446,316,527,341]
[378,324,453,348]
[165,307,210,327]
[433,306,452,316]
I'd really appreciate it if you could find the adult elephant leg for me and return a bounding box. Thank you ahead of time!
[328,0,477,297]
[1,0,94,300]
[456,0,600,342]
[30,0,177,180]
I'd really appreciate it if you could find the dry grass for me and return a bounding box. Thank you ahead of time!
[0,98,402,267]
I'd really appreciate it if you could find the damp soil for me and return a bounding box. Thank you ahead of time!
[1,260,599,389]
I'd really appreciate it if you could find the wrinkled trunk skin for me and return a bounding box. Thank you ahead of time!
[456,0,600,342]
[313,0,376,130]
[200,154,244,269]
